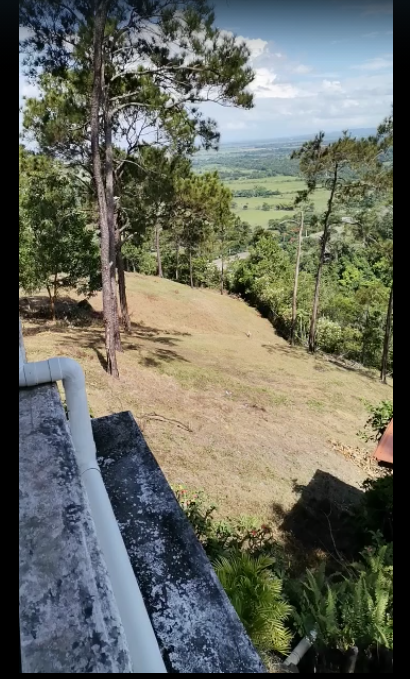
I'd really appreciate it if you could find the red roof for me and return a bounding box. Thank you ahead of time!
[374,419,393,465]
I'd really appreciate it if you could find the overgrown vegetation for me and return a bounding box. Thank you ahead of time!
[228,216,393,373]
[175,479,393,672]
[361,400,393,443]
[216,554,293,657]
[292,545,393,672]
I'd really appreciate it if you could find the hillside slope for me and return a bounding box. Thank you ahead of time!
[21,274,392,520]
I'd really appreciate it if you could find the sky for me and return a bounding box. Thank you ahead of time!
[19,0,394,143]
[204,0,394,141]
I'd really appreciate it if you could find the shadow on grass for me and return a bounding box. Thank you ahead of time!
[19,296,102,334]
[262,343,306,359]
[20,296,192,371]
[326,357,378,380]
[271,470,364,569]
[131,321,191,339]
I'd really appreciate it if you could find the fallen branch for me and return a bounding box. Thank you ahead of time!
[139,412,193,433]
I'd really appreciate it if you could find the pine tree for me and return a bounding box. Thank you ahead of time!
[21,0,255,374]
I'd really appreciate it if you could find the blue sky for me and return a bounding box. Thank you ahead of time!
[19,0,393,143]
[206,0,393,141]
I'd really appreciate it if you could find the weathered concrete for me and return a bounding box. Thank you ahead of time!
[93,412,267,674]
[19,385,132,674]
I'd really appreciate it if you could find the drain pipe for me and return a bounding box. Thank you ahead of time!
[283,631,317,669]
[19,346,167,674]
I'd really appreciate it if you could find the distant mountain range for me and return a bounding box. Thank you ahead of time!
[220,129,377,150]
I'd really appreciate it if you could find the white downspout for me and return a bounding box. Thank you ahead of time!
[19,345,167,674]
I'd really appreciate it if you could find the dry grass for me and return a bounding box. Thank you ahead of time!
[20,274,392,523]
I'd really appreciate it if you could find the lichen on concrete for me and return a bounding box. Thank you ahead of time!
[19,385,132,674]
[93,411,267,674]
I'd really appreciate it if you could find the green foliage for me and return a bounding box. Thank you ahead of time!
[175,486,393,660]
[19,149,100,315]
[355,476,394,545]
[215,553,292,656]
[122,242,157,276]
[293,545,393,652]
[361,400,393,443]
[175,488,293,658]
[173,487,284,563]
[316,318,343,354]
[230,230,293,335]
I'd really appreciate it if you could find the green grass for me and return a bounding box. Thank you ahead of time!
[225,175,330,229]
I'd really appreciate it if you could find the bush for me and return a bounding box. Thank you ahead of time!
[316,318,343,354]
[293,545,393,657]
[361,400,393,443]
[175,486,393,667]
[215,553,292,656]
[173,487,285,564]
[122,242,157,276]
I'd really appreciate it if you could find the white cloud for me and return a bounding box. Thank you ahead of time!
[228,34,314,100]
[224,121,248,131]
[292,64,313,75]
[250,68,301,99]
[206,57,392,140]
[322,80,345,93]
[20,78,38,100]
[362,31,380,38]
[19,26,34,41]
[241,37,269,60]
[352,56,393,71]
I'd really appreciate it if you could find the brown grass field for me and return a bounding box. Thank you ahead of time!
[20,274,392,524]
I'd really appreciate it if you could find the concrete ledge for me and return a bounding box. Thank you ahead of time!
[93,412,267,674]
[19,385,132,674]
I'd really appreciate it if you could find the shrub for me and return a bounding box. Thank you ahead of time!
[173,487,285,565]
[215,553,292,656]
[316,318,343,354]
[293,545,393,654]
[175,487,393,665]
[361,400,393,443]
[122,242,157,275]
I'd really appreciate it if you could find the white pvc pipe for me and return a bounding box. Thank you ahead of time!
[19,357,98,474]
[283,631,317,667]
[19,352,167,674]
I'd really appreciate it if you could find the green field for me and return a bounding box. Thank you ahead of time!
[225,176,330,229]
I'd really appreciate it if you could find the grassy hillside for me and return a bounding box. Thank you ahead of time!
[21,274,391,522]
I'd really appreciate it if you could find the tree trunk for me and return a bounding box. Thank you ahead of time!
[155,224,163,278]
[116,232,132,333]
[308,165,339,353]
[189,248,194,288]
[381,283,393,384]
[104,102,122,352]
[175,241,180,281]
[291,211,304,346]
[220,254,225,296]
[46,285,56,322]
[90,0,119,378]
